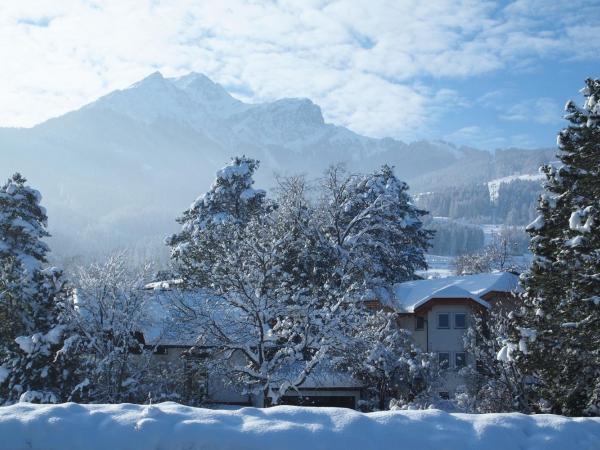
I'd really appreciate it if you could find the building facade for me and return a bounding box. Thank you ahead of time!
[390,272,520,397]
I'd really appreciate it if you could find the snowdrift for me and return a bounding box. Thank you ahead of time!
[0,402,599,450]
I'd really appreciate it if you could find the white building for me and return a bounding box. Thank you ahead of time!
[388,271,520,397]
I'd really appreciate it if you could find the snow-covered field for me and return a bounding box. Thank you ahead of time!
[419,254,454,278]
[0,402,598,450]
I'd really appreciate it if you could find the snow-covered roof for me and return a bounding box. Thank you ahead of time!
[393,272,519,312]
[141,287,256,348]
[298,369,362,389]
[140,288,215,347]
[143,279,183,291]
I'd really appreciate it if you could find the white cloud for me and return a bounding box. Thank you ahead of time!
[501,98,563,124]
[0,0,597,139]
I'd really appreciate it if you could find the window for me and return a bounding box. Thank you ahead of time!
[415,316,425,330]
[438,352,450,369]
[455,352,467,369]
[454,313,467,329]
[152,346,168,355]
[437,313,450,329]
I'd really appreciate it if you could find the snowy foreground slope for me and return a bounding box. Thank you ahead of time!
[0,403,599,450]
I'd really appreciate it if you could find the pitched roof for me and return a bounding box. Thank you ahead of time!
[411,285,491,311]
[140,288,217,346]
[393,272,519,312]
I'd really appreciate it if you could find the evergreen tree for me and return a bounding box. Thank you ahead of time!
[508,79,600,416]
[0,174,79,404]
[318,165,432,299]
[167,156,270,287]
[317,166,439,411]
[0,174,49,345]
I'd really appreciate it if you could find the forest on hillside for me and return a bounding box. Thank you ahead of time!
[416,179,542,225]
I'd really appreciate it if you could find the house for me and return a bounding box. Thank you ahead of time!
[139,283,363,408]
[388,271,521,397]
[140,271,520,407]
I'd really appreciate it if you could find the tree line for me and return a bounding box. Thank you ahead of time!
[416,179,542,225]
[425,218,484,256]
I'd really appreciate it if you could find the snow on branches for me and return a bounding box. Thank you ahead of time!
[508,78,600,416]
[0,174,80,405]
[165,160,434,406]
[167,156,272,288]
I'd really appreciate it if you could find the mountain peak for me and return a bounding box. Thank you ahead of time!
[171,72,215,89]
[262,98,324,126]
[169,72,246,116]
[129,71,167,89]
[171,72,232,101]
[86,70,188,124]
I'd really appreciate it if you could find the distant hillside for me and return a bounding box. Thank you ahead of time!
[0,72,555,259]
[415,177,545,225]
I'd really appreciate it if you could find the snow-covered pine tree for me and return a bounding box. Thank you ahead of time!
[167,156,270,287]
[0,173,79,404]
[317,166,437,410]
[508,79,600,416]
[0,174,49,347]
[318,164,432,299]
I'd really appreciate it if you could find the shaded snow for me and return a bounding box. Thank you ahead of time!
[526,215,545,232]
[143,279,183,291]
[18,391,59,404]
[14,335,35,354]
[569,208,594,233]
[0,366,8,384]
[240,187,265,201]
[216,160,250,180]
[496,343,516,362]
[44,325,65,345]
[565,236,584,247]
[0,403,598,450]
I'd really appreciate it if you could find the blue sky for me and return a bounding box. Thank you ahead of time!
[425,60,600,149]
[0,0,598,150]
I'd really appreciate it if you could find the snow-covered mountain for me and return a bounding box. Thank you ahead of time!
[0,72,555,259]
